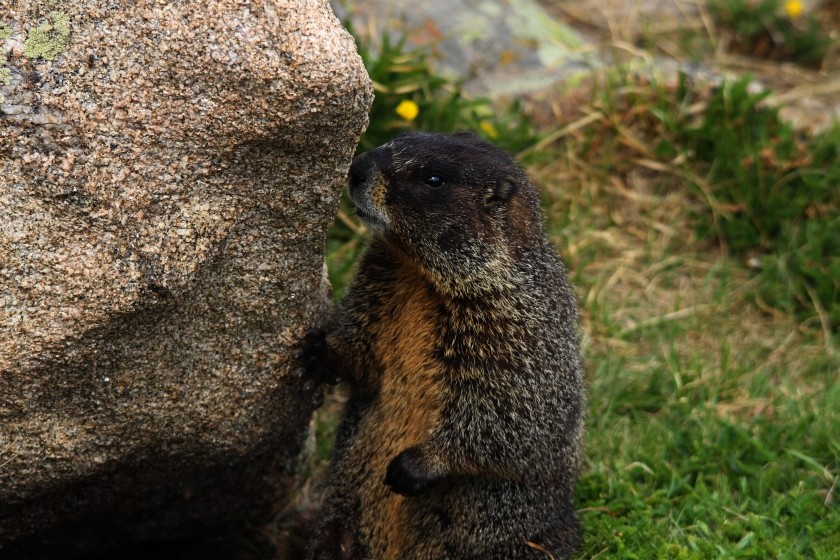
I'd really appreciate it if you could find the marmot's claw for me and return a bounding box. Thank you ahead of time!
[302,328,327,353]
[295,328,337,385]
[385,448,438,496]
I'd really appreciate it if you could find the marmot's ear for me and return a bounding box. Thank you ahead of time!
[484,178,518,208]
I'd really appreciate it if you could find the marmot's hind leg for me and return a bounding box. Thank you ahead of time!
[307,515,367,560]
[525,507,581,560]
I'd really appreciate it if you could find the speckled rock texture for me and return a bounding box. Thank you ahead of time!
[0,0,371,556]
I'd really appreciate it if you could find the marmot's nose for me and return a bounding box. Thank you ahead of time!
[349,151,375,190]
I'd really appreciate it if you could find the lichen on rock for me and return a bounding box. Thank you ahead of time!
[0,22,11,85]
[22,11,70,60]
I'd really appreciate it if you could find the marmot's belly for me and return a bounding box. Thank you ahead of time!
[345,374,441,558]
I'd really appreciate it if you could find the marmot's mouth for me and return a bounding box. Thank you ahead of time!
[354,207,373,220]
[354,205,387,231]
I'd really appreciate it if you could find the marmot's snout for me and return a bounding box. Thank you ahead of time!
[348,150,389,230]
[349,151,375,194]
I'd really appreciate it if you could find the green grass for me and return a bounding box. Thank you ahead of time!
[549,70,840,332]
[308,24,839,560]
[708,0,831,68]
[577,285,839,558]
[351,25,538,155]
[535,70,839,558]
[572,256,838,558]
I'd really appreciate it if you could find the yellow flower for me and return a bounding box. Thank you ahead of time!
[395,99,419,122]
[479,120,499,140]
[785,0,803,19]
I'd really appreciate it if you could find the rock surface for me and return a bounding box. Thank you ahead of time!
[333,0,594,97]
[0,0,371,556]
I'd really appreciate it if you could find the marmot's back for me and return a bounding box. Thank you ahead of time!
[304,133,585,559]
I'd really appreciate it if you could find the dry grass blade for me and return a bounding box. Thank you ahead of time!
[0,449,19,472]
[525,540,556,559]
[336,210,365,235]
[826,476,837,506]
[612,122,656,158]
[518,111,604,158]
[391,83,425,95]
[371,80,392,94]
[615,304,716,338]
[803,283,836,356]
[765,79,840,106]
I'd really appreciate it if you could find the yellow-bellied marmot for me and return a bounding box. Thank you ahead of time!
[300,132,585,559]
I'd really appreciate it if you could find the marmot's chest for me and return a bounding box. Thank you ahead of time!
[351,271,445,556]
[369,269,443,434]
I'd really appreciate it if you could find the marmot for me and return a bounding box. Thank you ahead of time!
[300,132,585,559]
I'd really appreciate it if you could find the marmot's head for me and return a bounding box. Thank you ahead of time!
[348,133,547,296]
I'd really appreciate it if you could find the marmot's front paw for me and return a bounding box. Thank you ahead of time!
[294,328,337,385]
[384,447,439,496]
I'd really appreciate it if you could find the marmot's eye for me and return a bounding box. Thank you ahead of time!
[424,175,444,187]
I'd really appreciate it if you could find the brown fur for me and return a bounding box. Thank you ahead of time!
[360,259,442,555]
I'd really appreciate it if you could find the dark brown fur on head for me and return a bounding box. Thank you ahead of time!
[348,132,546,297]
